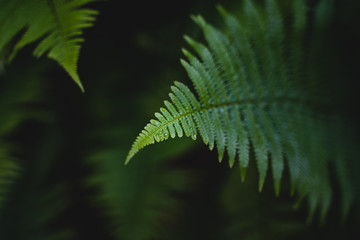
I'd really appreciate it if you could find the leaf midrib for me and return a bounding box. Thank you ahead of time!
[139,96,306,144]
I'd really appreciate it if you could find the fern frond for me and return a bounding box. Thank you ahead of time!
[0,145,19,209]
[220,167,306,240]
[0,0,99,91]
[0,63,46,210]
[0,93,74,239]
[88,128,193,240]
[126,0,358,220]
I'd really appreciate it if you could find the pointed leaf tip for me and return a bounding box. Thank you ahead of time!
[183,34,191,41]
[229,156,235,168]
[124,155,131,165]
[183,35,195,46]
[180,58,189,67]
[208,143,214,151]
[62,65,85,92]
[274,181,281,197]
[216,4,226,15]
[218,149,225,163]
[191,14,206,27]
[181,48,191,57]
[258,178,265,192]
[240,166,247,182]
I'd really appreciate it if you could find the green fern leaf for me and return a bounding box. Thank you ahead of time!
[0,61,46,211]
[126,0,358,220]
[0,0,99,91]
[87,128,193,240]
[0,145,19,209]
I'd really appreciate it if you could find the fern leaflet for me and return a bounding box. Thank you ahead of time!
[0,0,99,91]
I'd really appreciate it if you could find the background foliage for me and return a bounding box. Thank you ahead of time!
[0,0,359,239]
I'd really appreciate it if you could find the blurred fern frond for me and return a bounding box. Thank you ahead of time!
[0,145,19,208]
[0,62,47,210]
[87,127,194,240]
[220,167,305,240]
[126,0,359,221]
[0,0,99,91]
